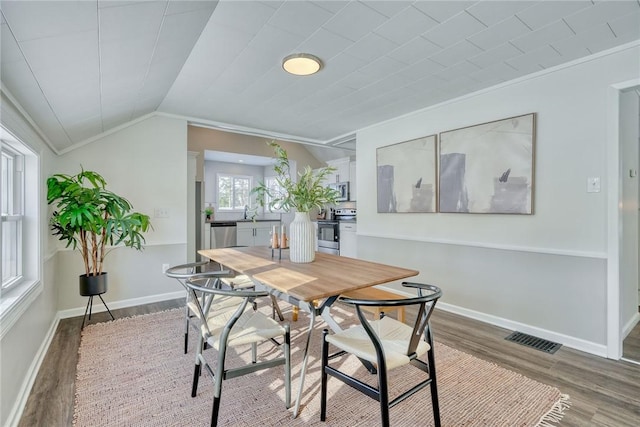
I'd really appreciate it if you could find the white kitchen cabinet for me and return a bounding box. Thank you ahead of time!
[237,221,280,246]
[339,222,357,258]
[255,227,272,246]
[326,158,350,184]
[236,227,254,246]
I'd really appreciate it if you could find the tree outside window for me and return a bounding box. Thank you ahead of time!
[264,176,285,212]
[218,174,252,210]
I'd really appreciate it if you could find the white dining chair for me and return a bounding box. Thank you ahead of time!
[164,261,231,353]
[187,275,291,427]
[320,282,443,427]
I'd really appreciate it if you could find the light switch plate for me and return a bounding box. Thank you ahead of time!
[587,177,600,193]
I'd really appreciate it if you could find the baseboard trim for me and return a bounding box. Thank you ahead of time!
[622,312,640,339]
[620,357,640,366]
[57,291,185,319]
[6,313,60,427]
[377,285,608,358]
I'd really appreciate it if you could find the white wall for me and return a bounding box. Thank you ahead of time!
[54,115,189,311]
[0,92,58,426]
[55,115,187,245]
[357,44,640,354]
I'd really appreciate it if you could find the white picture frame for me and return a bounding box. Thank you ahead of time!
[438,113,536,214]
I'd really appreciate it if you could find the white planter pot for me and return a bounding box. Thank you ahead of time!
[289,211,315,263]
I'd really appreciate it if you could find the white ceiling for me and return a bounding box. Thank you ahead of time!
[1,0,639,154]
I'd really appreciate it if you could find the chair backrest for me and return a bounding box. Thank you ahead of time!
[164,260,209,279]
[340,282,442,357]
[185,275,270,339]
[165,261,231,289]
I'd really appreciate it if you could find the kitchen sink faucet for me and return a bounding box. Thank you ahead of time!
[244,205,248,220]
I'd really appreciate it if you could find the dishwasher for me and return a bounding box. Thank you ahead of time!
[210,221,237,248]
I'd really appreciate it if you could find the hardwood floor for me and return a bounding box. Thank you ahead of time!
[427,310,640,426]
[622,307,640,362]
[19,299,640,426]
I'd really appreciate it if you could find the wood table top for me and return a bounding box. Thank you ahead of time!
[198,247,418,302]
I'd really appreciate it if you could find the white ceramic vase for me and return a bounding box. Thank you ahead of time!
[289,211,315,263]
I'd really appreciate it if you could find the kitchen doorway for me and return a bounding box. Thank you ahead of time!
[619,86,640,363]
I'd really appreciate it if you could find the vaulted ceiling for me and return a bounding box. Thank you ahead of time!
[1,0,639,154]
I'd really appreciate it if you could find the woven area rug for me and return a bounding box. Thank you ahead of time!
[73,306,569,426]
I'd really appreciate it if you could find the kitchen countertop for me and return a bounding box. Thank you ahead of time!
[207,219,281,225]
[236,218,281,222]
[207,220,237,226]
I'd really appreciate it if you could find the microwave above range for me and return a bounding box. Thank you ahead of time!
[329,181,350,201]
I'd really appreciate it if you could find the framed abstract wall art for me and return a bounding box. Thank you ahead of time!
[438,113,536,214]
[376,134,437,213]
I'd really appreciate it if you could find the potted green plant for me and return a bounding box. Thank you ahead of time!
[204,207,214,221]
[251,142,338,263]
[47,168,152,296]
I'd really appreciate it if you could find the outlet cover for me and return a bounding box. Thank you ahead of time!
[154,208,170,218]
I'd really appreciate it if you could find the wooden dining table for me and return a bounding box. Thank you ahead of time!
[198,246,419,417]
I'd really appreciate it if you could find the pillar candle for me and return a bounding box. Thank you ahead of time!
[280,224,287,248]
[272,225,279,248]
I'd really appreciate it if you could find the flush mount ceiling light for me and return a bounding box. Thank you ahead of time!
[282,53,323,76]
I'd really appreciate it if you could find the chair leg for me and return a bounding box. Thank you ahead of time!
[192,363,201,398]
[184,305,190,354]
[284,324,291,409]
[211,338,228,427]
[211,396,221,427]
[192,335,205,397]
[378,361,390,427]
[180,290,191,354]
[427,346,441,427]
[320,329,329,421]
[251,342,257,364]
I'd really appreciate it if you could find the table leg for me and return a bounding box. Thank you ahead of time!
[292,301,315,418]
[270,294,285,321]
[320,303,343,333]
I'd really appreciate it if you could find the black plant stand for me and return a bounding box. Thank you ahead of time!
[81,293,115,329]
[79,272,115,329]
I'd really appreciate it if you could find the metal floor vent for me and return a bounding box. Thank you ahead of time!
[505,331,562,354]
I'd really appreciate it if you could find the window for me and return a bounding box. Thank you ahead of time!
[0,125,40,332]
[217,174,252,210]
[1,145,23,290]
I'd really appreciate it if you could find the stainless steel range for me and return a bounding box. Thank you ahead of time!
[335,208,356,221]
[317,208,356,255]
